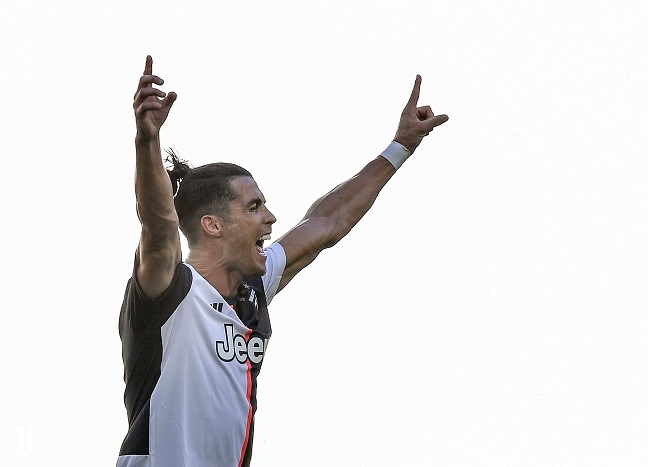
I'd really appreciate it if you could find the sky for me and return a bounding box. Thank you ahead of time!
[1,1,647,466]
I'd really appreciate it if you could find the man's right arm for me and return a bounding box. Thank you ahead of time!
[132,55,180,299]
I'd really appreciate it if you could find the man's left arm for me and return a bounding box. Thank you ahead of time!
[275,75,449,291]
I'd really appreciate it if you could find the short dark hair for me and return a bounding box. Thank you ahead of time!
[166,149,252,247]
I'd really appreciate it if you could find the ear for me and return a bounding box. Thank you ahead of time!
[200,214,224,239]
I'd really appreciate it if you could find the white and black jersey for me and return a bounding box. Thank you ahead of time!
[117,243,285,467]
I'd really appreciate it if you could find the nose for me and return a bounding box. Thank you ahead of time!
[264,206,277,225]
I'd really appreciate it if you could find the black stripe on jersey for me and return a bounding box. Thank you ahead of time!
[118,261,192,456]
[235,276,271,466]
[235,276,271,338]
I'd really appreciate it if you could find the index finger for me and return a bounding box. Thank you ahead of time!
[143,55,153,76]
[405,75,422,109]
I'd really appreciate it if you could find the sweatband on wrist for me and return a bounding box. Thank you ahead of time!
[380,141,411,170]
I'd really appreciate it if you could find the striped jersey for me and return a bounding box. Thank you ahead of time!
[117,243,286,467]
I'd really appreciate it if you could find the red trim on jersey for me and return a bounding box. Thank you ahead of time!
[238,329,254,467]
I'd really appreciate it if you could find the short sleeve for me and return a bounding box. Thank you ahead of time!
[120,254,192,334]
[262,242,286,304]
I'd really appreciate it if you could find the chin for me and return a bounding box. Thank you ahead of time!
[247,262,267,278]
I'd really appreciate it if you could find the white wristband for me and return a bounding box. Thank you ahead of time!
[380,141,411,170]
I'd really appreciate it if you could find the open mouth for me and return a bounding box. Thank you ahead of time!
[256,234,271,255]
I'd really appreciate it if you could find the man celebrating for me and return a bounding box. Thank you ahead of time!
[117,55,448,467]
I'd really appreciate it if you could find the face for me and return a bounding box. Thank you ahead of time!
[220,176,277,277]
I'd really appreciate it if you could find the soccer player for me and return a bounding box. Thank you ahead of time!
[117,55,448,467]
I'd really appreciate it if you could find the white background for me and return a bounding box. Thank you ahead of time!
[1,1,647,466]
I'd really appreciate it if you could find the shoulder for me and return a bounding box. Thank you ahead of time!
[120,261,193,333]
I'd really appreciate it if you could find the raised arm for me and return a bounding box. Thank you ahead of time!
[133,55,180,299]
[276,75,448,291]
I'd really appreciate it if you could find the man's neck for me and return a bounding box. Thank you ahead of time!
[186,250,243,299]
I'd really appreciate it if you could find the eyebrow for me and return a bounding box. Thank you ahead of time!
[246,196,265,208]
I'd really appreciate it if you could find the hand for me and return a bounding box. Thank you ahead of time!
[133,55,177,140]
[393,75,448,154]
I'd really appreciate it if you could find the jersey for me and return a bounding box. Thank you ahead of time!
[117,243,286,467]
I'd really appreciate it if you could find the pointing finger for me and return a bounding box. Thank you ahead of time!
[405,75,422,109]
[144,55,153,77]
